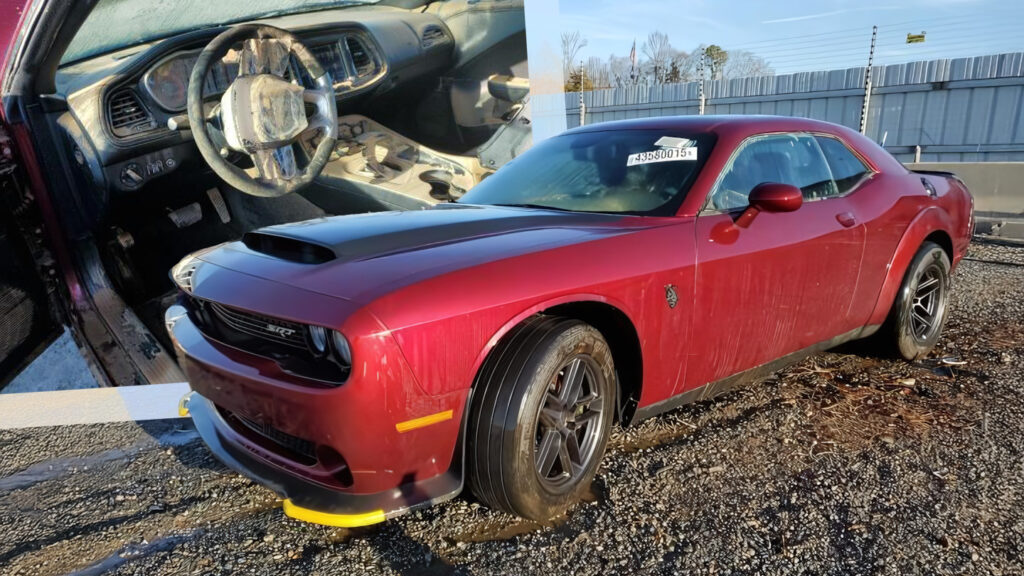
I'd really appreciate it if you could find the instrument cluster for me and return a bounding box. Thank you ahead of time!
[139,32,384,113]
[141,50,239,112]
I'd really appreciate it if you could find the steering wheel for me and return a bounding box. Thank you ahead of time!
[188,24,338,197]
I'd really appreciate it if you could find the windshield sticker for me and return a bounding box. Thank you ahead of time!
[626,147,697,166]
[654,136,694,149]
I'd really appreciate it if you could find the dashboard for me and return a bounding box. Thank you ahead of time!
[55,7,455,193]
[138,30,387,113]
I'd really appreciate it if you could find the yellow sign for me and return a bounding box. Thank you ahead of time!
[907,32,926,44]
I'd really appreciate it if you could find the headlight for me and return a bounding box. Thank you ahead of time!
[330,330,352,366]
[170,255,198,292]
[308,325,328,355]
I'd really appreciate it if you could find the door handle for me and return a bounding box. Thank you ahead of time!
[836,212,857,228]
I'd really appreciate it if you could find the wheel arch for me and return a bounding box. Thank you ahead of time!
[542,300,644,425]
[466,295,644,426]
[866,207,955,326]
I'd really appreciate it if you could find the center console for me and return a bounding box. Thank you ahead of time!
[317,115,483,210]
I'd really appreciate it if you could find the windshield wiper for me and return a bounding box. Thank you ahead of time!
[491,203,576,213]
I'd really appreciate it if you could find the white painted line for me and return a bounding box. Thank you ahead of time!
[0,382,191,430]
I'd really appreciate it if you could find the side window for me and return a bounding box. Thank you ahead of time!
[815,136,871,195]
[709,133,837,211]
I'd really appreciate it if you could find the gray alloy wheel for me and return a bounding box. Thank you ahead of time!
[908,263,946,343]
[534,355,608,491]
[467,316,616,521]
[885,241,952,361]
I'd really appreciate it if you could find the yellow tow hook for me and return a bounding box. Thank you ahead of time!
[178,391,193,418]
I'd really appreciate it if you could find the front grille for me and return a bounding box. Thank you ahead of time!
[185,296,349,385]
[207,301,307,350]
[235,413,317,464]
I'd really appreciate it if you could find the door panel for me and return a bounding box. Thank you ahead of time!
[684,202,864,392]
[679,133,865,394]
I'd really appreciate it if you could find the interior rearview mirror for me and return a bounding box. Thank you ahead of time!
[735,182,802,228]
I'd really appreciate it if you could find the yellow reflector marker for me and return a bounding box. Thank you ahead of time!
[177,392,192,418]
[282,499,386,527]
[395,409,453,433]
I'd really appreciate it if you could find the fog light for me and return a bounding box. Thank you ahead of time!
[309,326,328,354]
[330,330,352,366]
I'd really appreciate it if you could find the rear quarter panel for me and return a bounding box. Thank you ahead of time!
[839,128,973,327]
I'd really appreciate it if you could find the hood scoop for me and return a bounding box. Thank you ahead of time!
[242,232,336,264]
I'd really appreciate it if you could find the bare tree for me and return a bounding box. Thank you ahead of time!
[723,50,774,79]
[606,54,634,87]
[641,31,673,84]
[666,49,696,83]
[586,56,611,89]
[561,31,587,80]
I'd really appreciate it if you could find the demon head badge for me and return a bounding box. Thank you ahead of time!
[665,284,678,309]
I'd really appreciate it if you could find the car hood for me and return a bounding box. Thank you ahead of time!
[193,204,642,304]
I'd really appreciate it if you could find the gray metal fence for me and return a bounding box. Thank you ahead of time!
[565,53,1024,162]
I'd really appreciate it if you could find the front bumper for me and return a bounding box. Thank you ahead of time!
[166,291,467,525]
[182,391,461,526]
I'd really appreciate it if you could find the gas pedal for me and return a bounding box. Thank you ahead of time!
[206,187,232,224]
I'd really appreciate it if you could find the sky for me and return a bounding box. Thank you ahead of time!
[528,0,1024,90]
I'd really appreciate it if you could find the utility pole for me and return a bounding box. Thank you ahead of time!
[859,25,877,135]
[578,59,586,126]
[698,47,706,115]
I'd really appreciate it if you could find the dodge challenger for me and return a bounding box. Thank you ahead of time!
[168,108,972,524]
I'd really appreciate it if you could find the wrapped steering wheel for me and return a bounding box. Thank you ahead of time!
[187,24,338,197]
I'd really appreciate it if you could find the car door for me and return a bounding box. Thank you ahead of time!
[679,132,865,393]
[0,126,58,386]
[812,134,886,327]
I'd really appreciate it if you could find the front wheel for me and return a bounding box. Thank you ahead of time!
[880,241,951,361]
[467,316,616,521]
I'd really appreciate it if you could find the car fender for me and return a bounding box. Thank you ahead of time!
[448,292,639,490]
[467,292,639,386]
[866,206,955,327]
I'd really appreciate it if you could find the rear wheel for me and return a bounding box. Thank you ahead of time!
[880,241,951,361]
[467,316,615,521]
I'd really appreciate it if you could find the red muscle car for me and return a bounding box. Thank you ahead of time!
[170,112,972,525]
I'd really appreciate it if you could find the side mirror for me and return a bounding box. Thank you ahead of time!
[735,182,802,228]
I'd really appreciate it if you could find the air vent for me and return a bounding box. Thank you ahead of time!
[311,42,348,83]
[421,25,447,49]
[243,231,336,264]
[345,35,374,77]
[107,88,157,138]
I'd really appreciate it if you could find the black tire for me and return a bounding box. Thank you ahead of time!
[878,241,951,361]
[467,316,616,521]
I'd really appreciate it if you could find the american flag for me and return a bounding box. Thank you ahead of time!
[629,39,637,83]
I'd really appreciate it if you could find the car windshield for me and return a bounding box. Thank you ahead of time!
[459,129,715,215]
[62,0,382,64]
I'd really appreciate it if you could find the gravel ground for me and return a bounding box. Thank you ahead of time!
[1,239,1022,576]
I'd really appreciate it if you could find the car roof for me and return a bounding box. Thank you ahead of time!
[565,115,852,138]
